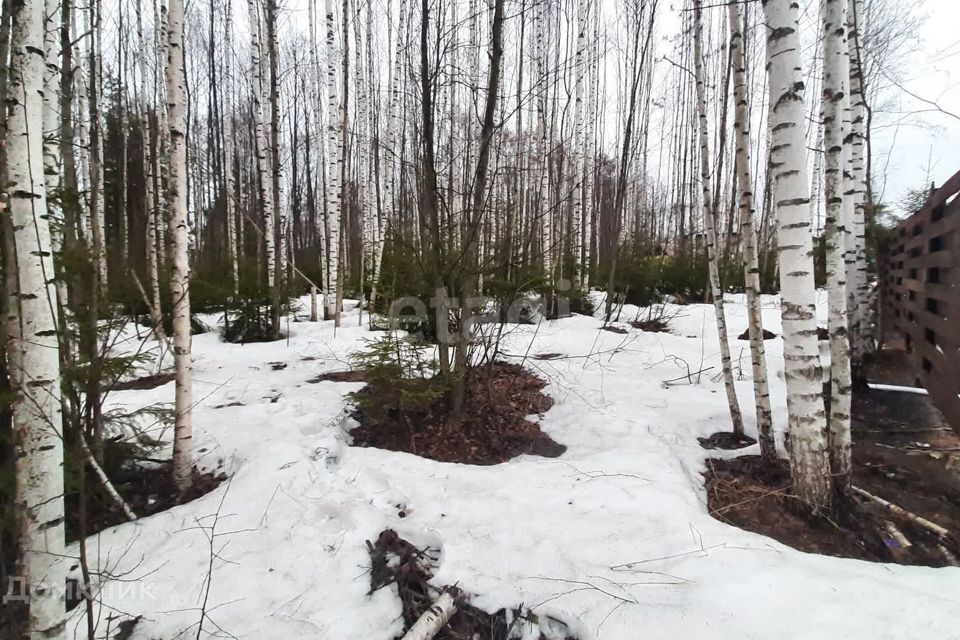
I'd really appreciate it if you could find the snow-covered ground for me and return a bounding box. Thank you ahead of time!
[72,293,960,639]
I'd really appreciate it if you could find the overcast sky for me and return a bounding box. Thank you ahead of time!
[871,0,960,216]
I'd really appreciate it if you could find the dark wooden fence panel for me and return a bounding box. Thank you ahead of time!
[879,169,960,429]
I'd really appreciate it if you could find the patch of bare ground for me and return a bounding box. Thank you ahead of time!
[600,324,629,334]
[705,456,884,561]
[736,328,776,340]
[66,464,227,542]
[0,600,26,640]
[348,362,565,465]
[367,529,577,640]
[109,371,175,391]
[309,369,368,383]
[532,352,564,361]
[698,432,757,450]
[704,348,960,566]
[631,318,670,333]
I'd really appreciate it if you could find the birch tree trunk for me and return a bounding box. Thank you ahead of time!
[570,0,586,290]
[762,0,832,510]
[535,1,552,287]
[7,0,67,629]
[581,1,598,291]
[729,0,774,460]
[846,0,869,367]
[694,0,744,437]
[365,0,384,307]
[822,0,853,492]
[223,0,239,295]
[117,6,129,268]
[43,0,64,314]
[324,0,342,323]
[136,0,164,342]
[165,0,194,493]
[249,0,276,293]
[155,0,169,272]
[267,0,284,336]
[88,0,107,288]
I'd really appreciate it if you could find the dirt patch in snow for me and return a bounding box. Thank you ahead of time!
[532,352,564,361]
[705,456,884,561]
[600,324,629,334]
[705,342,960,566]
[705,388,960,565]
[309,369,369,383]
[736,328,776,341]
[367,529,577,639]
[109,371,176,391]
[66,464,227,542]
[631,318,670,333]
[348,363,565,465]
[698,432,757,450]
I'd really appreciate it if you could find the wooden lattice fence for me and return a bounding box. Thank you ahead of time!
[879,169,960,428]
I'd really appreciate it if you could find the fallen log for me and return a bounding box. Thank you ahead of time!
[938,544,959,567]
[852,486,950,540]
[400,589,458,640]
[882,521,912,561]
[81,433,137,521]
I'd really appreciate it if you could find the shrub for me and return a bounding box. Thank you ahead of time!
[347,335,448,442]
[222,297,289,343]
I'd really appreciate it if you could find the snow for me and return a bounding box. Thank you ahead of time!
[69,295,960,640]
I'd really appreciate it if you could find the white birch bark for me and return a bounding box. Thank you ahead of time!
[582,1,599,290]
[729,0,774,457]
[307,0,330,310]
[401,591,458,640]
[693,0,744,436]
[267,0,285,290]
[365,0,384,302]
[571,0,586,290]
[165,0,194,493]
[762,0,832,510]
[846,0,869,359]
[353,0,369,300]
[7,0,67,629]
[822,0,853,491]
[117,11,129,268]
[387,0,406,238]
[75,7,90,240]
[223,0,239,295]
[536,2,552,283]
[249,0,276,291]
[324,0,342,322]
[43,0,64,312]
[88,0,107,287]
[155,0,169,271]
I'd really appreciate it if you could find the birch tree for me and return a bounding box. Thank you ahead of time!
[729,0,774,460]
[223,0,239,295]
[87,0,107,287]
[535,0,552,286]
[762,0,832,510]
[7,0,67,630]
[693,0,744,437]
[165,0,194,493]
[324,0,342,323]
[249,0,276,298]
[846,0,869,368]
[570,0,587,290]
[267,0,284,335]
[821,0,852,493]
[138,0,165,340]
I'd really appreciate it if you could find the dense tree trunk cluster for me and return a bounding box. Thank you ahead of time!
[0,0,894,633]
